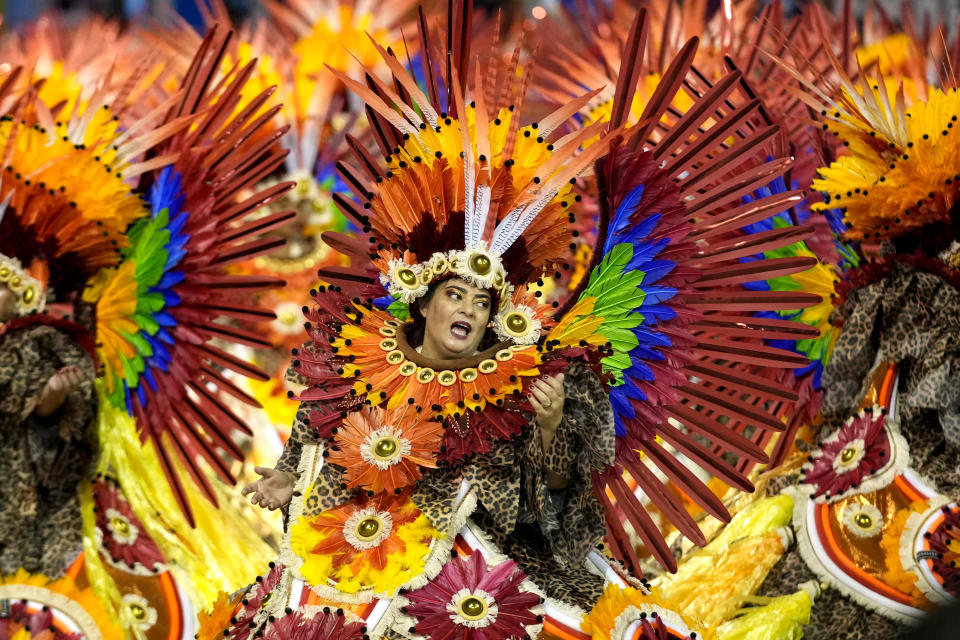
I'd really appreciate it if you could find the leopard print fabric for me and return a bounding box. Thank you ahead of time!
[0,324,96,578]
[418,362,616,609]
[758,265,960,639]
[276,403,320,475]
[823,265,960,445]
[302,463,355,519]
[275,400,356,518]
[517,363,615,569]
[275,361,617,609]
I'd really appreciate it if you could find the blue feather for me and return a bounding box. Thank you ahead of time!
[624,361,655,381]
[373,295,396,309]
[609,388,636,420]
[613,413,627,438]
[142,365,158,392]
[631,326,672,348]
[630,345,667,362]
[638,286,678,305]
[605,184,646,253]
[159,290,181,306]
[634,259,676,285]
[149,166,185,219]
[123,382,133,415]
[156,270,186,289]
[625,238,670,271]
[618,212,661,246]
[154,311,177,327]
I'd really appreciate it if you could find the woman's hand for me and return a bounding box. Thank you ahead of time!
[241,466,296,510]
[530,374,565,433]
[530,374,568,489]
[34,366,86,418]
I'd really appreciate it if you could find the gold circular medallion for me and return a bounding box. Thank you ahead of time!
[459,368,478,382]
[840,446,858,463]
[478,359,497,374]
[469,253,492,276]
[373,436,399,459]
[379,338,398,352]
[356,517,381,540]
[397,268,418,287]
[437,370,457,386]
[505,311,529,335]
[417,368,436,383]
[386,350,405,365]
[459,595,488,620]
[111,517,130,537]
[854,513,873,529]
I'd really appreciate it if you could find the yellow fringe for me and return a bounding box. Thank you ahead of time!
[654,495,794,628]
[91,383,275,611]
[289,512,438,595]
[716,589,814,640]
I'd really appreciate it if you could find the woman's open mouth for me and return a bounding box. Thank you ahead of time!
[450,320,472,340]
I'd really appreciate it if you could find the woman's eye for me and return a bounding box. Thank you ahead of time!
[447,290,461,301]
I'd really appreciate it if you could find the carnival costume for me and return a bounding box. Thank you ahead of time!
[0,27,298,639]
[191,3,838,638]
[716,11,960,637]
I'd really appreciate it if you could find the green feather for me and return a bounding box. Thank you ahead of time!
[388,300,410,321]
[134,311,160,335]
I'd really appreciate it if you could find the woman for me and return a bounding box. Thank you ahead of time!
[229,8,813,638]
[244,275,614,606]
[754,56,960,638]
[0,272,95,577]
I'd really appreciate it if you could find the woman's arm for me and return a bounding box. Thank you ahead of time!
[34,365,87,417]
[529,374,569,489]
[242,403,318,510]
[521,363,616,565]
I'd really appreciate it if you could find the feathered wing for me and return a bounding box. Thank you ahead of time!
[550,15,823,572]
[94,27,295,525]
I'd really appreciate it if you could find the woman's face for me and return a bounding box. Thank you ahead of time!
[419,278,492,359]
[0,285,17,323]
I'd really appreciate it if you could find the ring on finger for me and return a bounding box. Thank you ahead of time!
[544,399,552,408]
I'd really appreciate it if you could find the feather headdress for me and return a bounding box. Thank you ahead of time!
[320,5,612,343]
